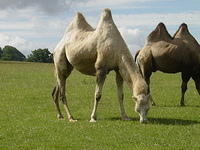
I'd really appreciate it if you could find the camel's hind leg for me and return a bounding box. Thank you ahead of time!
[52,85,63,119]
[194,80,200,95]
[90,68,107,122]
[180,73,191,106]
[192,76,200,95]
[115,71,130,120]
[53,58,76,122]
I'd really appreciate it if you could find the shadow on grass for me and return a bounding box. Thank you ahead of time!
[152,104,200,108]
[102,117,138,122]
[102,117,199,125]
[148,117,200,125]
[182,105,200,108]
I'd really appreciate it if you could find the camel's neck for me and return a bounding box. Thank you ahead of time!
[118,53,147,96]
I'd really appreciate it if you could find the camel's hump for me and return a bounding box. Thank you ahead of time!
[101,8,112,21]
[173,23,189,38]
[157,22,165,28]
[103,8,111,13]
[179,23,189,33]
[75,12,85,20]
[147,22,171,43]
[180,23,187,27]
[74,12,87,24]
[96,8,114,30]
[156,22,168,31]
[67,11,93,31]
[173,23,199,45]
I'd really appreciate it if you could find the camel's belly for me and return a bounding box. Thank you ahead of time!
[151,43,195,73]
[153,56,192,73]
[74,63,96,76]
[66,48,97,76]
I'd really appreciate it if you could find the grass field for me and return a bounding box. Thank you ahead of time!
[0,61,199,150]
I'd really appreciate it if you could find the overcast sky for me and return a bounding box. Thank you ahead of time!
[0,0,199,55]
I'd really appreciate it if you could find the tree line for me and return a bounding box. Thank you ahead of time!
[0,45,53,63]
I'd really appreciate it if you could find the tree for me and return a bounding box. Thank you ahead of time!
[1,45,26,61]
[0,47,2,58]
[27,48,53,63]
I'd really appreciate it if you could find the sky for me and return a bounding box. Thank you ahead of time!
[0,0,200,55]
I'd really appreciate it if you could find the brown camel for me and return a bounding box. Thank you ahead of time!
[52,9,151,123]
[135,23,200,106]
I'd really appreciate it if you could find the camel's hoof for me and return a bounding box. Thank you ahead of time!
[180,104,185,107]
[68,116,77,122]
[180,102,185,106]
[122,116,132,121]
[69,119,77,122]
[57,114,64,119]
[90,118,97,123]
[140,119,148,124]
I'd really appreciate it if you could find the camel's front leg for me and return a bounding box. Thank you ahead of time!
[90,69,106,122]
[115,71,130,120]
[145,77,155,106]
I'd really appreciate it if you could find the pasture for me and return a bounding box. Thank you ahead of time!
[0,61,199,150]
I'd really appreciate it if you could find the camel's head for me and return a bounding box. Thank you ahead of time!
[147,22,172,43]
[133,94,151,123]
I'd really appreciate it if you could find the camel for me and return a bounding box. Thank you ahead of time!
[52,9,151,123]
[135,22,200,106]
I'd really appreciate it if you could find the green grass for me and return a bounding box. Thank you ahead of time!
[0,61,199,150]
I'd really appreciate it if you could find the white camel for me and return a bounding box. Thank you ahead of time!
[52,8,151,123]
[135,23,200,106]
